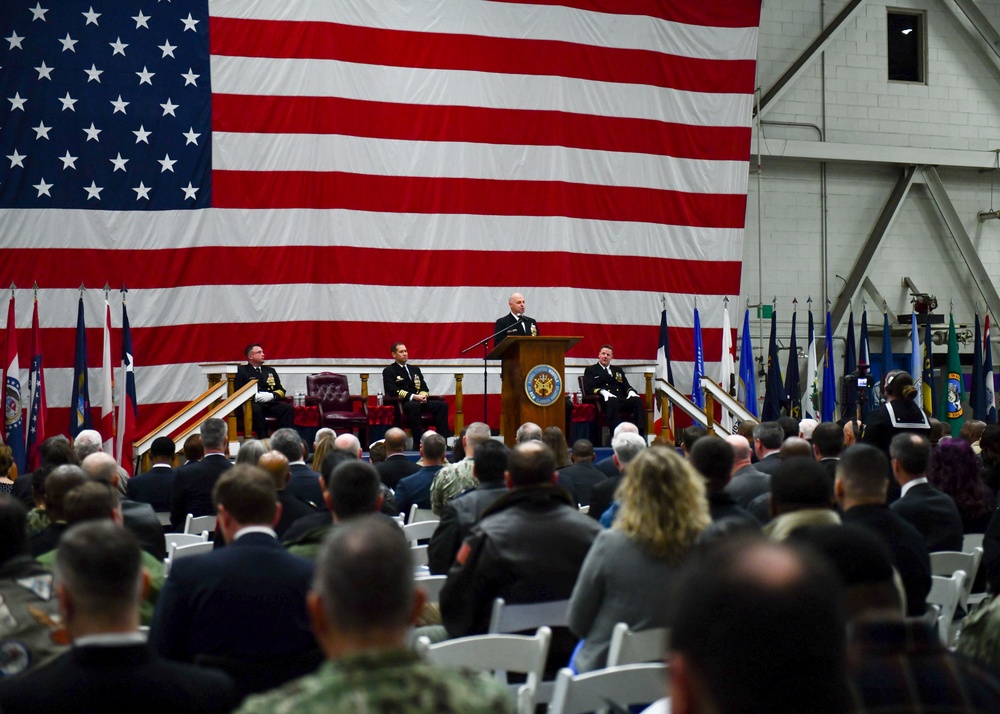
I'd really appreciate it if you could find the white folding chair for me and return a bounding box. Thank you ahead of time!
[578,505,590,515]
[489,598,570,634]
[548,663,669,714]
[411,544,429,567]
[165,531,209,551]
[927,570,966,645]
[606,623,670,667]
[403,519,440,545]
[414,574,447,604]
[963,534,985,554]
[183,513,217,535]
[408,504,437,524]
[155,511,172,526]
[930,548,983,609]
[163,540,214,577]
[416,626,551,714]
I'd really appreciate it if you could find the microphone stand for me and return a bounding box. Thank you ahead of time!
[462,323,531,424]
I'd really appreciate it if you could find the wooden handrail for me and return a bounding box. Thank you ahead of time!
[134,380,229,451]
[171,381,259,449]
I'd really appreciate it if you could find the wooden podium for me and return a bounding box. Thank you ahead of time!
[486,336,581,446]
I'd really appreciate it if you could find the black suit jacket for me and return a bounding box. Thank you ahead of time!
[170,454,232,530]
[286,463,326,511]
[375,455,421,490]
[0,643,236,714]
[588,473,622,522]
[150,532,316,663]
[594,457,619,478]
[382,361,431,400]
[276,489,317,539]
[843,503,932,616]
[122,500,167,560]
[555,462,607,506]
[234,363,286,398]
[891,482,964,553]
[754,452,783,475]
[126,465,176,513]
[582,363,637,399]
[493,313,539,347]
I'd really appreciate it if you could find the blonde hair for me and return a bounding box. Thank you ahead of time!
[312,433,336,473]
[614,446,710,563]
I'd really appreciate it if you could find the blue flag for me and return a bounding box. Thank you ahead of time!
[822,310,837,422]
[842,312,857,417]
[762,308,782,420]
[880,311,893,402]
[738,309,758,418]
[691,306,705,408]
[783,310,801,419]
[70,296,92,438]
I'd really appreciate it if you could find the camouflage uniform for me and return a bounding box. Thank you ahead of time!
[37,548,164,626]
[957,594,1000,671]
[429,458,477,516]
[236,648,513,714]
[0,556,67,679]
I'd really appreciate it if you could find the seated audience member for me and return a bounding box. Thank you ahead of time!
[236,516,512,714]
[0,446,14,495]
[12,435,77,509]
[427,440,510,574]
[568,447,709,672]
[979,425,1000,495]
[0,496,67,677]
[430,422,492,515]
[555,439,607,507]
[448,430,466,464]
[181,434,204,468]
[394,432,448,519]
[72,429,104,463]
[258,451,316,539]
[83,451,166,560]
[26,462,55,535]
[960,419,988,455]
[170,417,232,531]
[588,431,647,525]
[542,426,571,469]
[778,415,800,442]
[779,436,812,460]
[235,439,268,467]
[285,460,385,561]
[843,418,860,448]
[723,434,769,508]
[30,465,88,557]
[0,521,236,713]
[790,524,1000,712]
[515,421,543,444]
[689,437,757,525]
[375,428,420,490]
[127,436,178,513]
[334,433,363,458]
[441,442,601,671]
[151,466,319,699]
[311,430,336,474]
[811,421,845,483]
[368,441,387,465]
[594,422,639,477]
[37,481,164,625]
[836,444,931,616]
[928,437,994,534]
[271,428,326,512]
[763,457,840,540]
[667,536,852,714]
[798,417,819,441]
[751,421,784,475]
[889,433,963,553]
[680,425,706,459]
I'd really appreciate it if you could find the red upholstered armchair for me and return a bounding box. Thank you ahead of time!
[305,373,369,445]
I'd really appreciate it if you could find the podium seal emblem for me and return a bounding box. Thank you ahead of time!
[525,365,562,407]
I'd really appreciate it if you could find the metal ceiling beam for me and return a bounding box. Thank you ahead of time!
[830,166,918,333]
[920,166,1000,320]
[755,0,867,119]
[945,0,1000,71]
[749,137,997,170]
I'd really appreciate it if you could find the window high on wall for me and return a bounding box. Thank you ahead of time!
[887,10,925,83]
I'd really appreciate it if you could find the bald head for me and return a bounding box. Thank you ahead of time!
[780,437,813,460]
[508,292,525,315]
[726,434,753,469]
[81,451,120,490]
[384,428,408,454]
[258,450,291,491]
[334,433,362,458]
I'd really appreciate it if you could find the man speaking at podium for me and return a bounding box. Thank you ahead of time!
[493,292,540,347]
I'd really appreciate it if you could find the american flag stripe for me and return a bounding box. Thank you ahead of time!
[1,0,760,438]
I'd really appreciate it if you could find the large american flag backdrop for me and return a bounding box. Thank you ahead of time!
[0,0,761,437]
